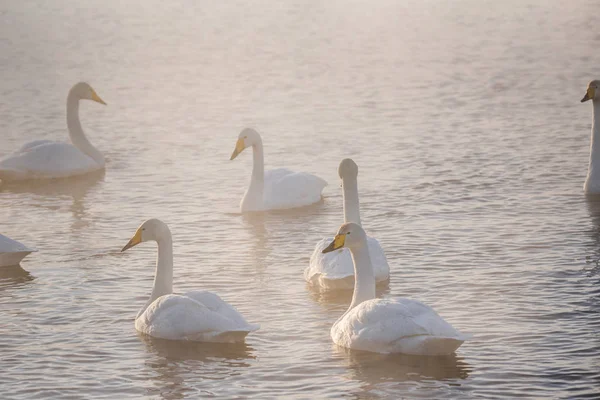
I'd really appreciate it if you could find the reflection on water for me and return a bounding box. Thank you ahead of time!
[140,333,256,362]
[0,169,105,198]
[584,195,600,277]
[1,0,600,398]
[0,264,34,289]
[0,170,104,230]
[307,282,391,308]
[140,334,256,400]
[334,345,470,384]
[241,212,270,276]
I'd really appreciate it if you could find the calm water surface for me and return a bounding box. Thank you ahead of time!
[1,0,600,398]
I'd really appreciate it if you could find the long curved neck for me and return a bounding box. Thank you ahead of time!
[66,92,104,165]
[589,100,600,173]
[247,139,265,199]
[342,175,361,225]
[149,235,174,304]
[347,240,376,310]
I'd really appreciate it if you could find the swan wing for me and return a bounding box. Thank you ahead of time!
[136,294,257,342]
[184,290,259,331]
[264,168,327,210]
[0,234,36,267]
[16,140,56,153]
[0,142,100,180]
[0,234,35,253]
[333,298,467,354]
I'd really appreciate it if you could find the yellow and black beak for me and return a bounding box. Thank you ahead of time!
[122,228,142,252]
[230,138,246,160]
[581,87,595,103]
[91,89,107,105]
[322,233,346,254]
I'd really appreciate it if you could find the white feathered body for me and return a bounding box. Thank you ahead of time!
[242,167,327,212]
[0,141,103,181]
[135,290,259,343]
[331,298,469,355]
[0,234,36,267]
[306,236,389,290]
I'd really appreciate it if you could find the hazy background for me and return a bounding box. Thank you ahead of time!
[1,0,599,398]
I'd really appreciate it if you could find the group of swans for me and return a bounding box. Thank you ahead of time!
[120,154,468,355]
[4,80,600,355]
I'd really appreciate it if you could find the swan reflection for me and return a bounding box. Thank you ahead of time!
[140,334,255,399]
[334,345,470,385]
[0,264,34,290]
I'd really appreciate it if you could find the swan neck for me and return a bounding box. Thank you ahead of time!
[66,93,104,165]
[150,235,174,303]
[347,241,376,310]
[249,140,265,195]
[342,176,361,226]
[590,100,600,154]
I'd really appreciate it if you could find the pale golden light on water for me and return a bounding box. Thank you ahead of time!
[1,0,599,398]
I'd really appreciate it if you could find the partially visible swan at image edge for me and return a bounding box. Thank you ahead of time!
[229,128,327,212]
[0,234,36,267]
[121,219,259,343]
[306,158,389,290]
[581,80,600,193]
[0,82,106,182]
[322,222,470,355]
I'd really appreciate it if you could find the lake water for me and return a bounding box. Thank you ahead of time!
[1,0,599,398]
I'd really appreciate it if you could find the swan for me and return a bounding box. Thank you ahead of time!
[0,82,106,182]
[229,128,327,212]
[0,234,36,267]
[121,219,259,343]
[582,80,600,193]
[323,222,469,355]
[306,159,389,290]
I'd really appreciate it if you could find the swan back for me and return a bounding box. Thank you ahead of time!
[332,298,468,355]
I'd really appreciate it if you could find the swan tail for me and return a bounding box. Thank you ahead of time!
[392,334,469,356]
[417,336,467,356]
[212,325,259,343]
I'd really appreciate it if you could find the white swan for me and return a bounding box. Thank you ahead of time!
[230,128,327,212]
[306,159,389,290]
[0,82,106,182]
[582,80,600,193]
[0,234,36,267]
[323,222,469,355]
[121,219,259,343]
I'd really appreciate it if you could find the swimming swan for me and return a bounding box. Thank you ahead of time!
[0,234,36,267]
[121,219,259,343]
[323,222,469,355]
[582,80,600,193]
[230,128,327,212]
[0,82,106,181]
[306,159,389,290]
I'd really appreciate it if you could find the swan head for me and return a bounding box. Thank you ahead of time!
[70,82,107,105]
[230,128,262,160]
[581,80,600,103]
[121,219,171,252]
[338,158,359,180]
[322,222,366,253]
